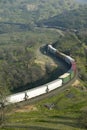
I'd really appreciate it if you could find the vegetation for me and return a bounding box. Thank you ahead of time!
[0,86,87,130]
[0,0,87,129]
[0,0,78,24]
[52,31,87,86]
[0,28,63,92]
[0,0,80,92]
[38,5,87,30]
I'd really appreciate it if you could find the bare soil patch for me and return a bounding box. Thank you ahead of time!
[72,79,80,87]
[14,105,38,113]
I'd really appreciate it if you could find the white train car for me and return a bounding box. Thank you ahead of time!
[48,44,57,54]
[26,85,47,99]
[47,79,62,91]
[6,92,25,104]
[65,55,75,65]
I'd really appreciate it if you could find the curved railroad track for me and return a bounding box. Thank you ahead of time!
[1,45,77,107]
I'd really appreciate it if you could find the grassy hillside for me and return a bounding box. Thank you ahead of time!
[0,86,87,130]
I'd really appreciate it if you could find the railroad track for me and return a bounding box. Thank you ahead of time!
[0,45,77,107]
[11,48,78,106]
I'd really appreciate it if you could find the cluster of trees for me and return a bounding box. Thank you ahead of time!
[0,41,44,92]
[0,39,59,93]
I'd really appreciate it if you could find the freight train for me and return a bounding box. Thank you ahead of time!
[2,45,76,106]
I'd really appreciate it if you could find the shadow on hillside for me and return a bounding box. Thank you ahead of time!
[51,115,76,120]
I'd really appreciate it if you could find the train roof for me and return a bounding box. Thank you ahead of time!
[59,73,70,78]
[46,78,62,86]
[48,44,57,51]
[65,55,75,62]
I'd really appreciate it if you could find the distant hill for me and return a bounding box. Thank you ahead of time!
[0,0,79,24]
[38,5,87,30]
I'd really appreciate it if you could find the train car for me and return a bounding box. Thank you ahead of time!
[6,92,25,104]
[26,85,47,99]
[65,55,75,65]
[48,45,66,62]
[71,62,76,72]
[56,51,67,61]
[48,44,57,54]
[59,73,70,84]
[47,79,62,92]
[68,69,75,79]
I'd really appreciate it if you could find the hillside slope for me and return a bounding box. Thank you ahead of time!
[38,5,87,29]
